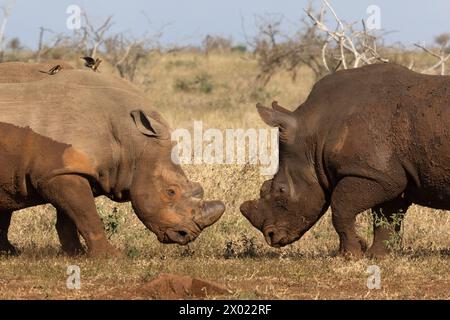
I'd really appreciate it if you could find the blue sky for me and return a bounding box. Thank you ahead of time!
[3,0,450,49]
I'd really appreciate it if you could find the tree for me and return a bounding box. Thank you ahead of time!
[0,0,15,62]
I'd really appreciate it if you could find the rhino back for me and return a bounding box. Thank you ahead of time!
[0,60,75,83]
[0,69,157,176]
[297,63,450,192]
[298,63,450,130]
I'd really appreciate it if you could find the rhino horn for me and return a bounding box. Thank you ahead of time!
[240,200,264,229]
[194,200,226,229]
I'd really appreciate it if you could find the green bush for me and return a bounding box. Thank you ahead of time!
[232,45,247,53]
[174,72,214,93]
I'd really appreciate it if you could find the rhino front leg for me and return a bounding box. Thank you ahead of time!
[40,175,119,258]
[56,209,85,256]
[331,177,404,259]
[0,211,20,256]
[368,197,410,258]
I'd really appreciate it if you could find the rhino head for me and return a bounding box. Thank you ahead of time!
[240,102,330,247]
[127,110,225,245]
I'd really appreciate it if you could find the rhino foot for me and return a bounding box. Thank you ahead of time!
[366,245,390,259]
[357,236,368,252]
[88,245,123,259]
[337,235,368,260]
[60,245,86,257]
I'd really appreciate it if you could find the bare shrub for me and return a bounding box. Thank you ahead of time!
[79,13,113,58]
[252,11,332,85]
[414,33,450,75]
[251,0,449,84]
[70,12,161,81]
[0,1,15,62]
[251,0,389,86]
[202,35,233,55]
[103,34,149,81]
[304,1,389,70]
[7,37,20,52]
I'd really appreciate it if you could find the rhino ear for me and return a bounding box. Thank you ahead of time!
[256,103,297,144]
[271,101,291,114]
[130,109,169,139]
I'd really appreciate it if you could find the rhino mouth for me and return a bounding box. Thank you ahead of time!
[149,200,225,245]
[159,227,200,245]
[134,197,226,245]
[241,200,311,248]
[262,225,303,248]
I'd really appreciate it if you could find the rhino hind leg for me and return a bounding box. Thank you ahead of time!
[0,211,20,256]
[368,197,410,258]
[56,209,85,256]
[40,175,120,258]
[331,176,406,259]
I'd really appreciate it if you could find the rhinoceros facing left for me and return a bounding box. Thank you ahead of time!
[241,63,450,258]
[0,62,225,257]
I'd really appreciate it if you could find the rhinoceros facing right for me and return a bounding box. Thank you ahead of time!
[0,62,225,257]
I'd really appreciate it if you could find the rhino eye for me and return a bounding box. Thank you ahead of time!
[279,186,287,193]
[166,189,176,197]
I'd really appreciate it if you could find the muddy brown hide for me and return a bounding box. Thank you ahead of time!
[241,63,450,258]
[0,61,225,257]
[0,122,96,255]
[0,122,97,204]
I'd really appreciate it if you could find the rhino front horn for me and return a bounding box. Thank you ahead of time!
[240,200,264,229]
[194,201,226,229]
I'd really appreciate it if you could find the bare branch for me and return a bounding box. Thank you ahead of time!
[0,0,15,61]
[415,42,450,75]
[304,0,388,72]
[321,39,330,72]
[82,13,114,57]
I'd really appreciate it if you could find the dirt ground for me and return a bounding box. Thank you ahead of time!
[0,250,449,299]
[1,202,449,300]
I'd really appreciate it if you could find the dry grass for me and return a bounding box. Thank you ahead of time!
[0,52,449,299]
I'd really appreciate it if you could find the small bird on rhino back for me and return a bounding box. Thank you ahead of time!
[80,56,102,72]
[39,64,62,75]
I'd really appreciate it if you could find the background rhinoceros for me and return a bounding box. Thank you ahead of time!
[0,62,225,257]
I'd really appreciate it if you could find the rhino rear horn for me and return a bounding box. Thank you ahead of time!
[130,109,170,139]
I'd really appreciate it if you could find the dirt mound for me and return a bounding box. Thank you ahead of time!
[134,273,231,299]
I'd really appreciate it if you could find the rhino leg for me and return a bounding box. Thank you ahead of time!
[331,177,405,259]
[0,211,19,256]
[56,209,85,256]
[368,197,410,258]
[40,175,120,258]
